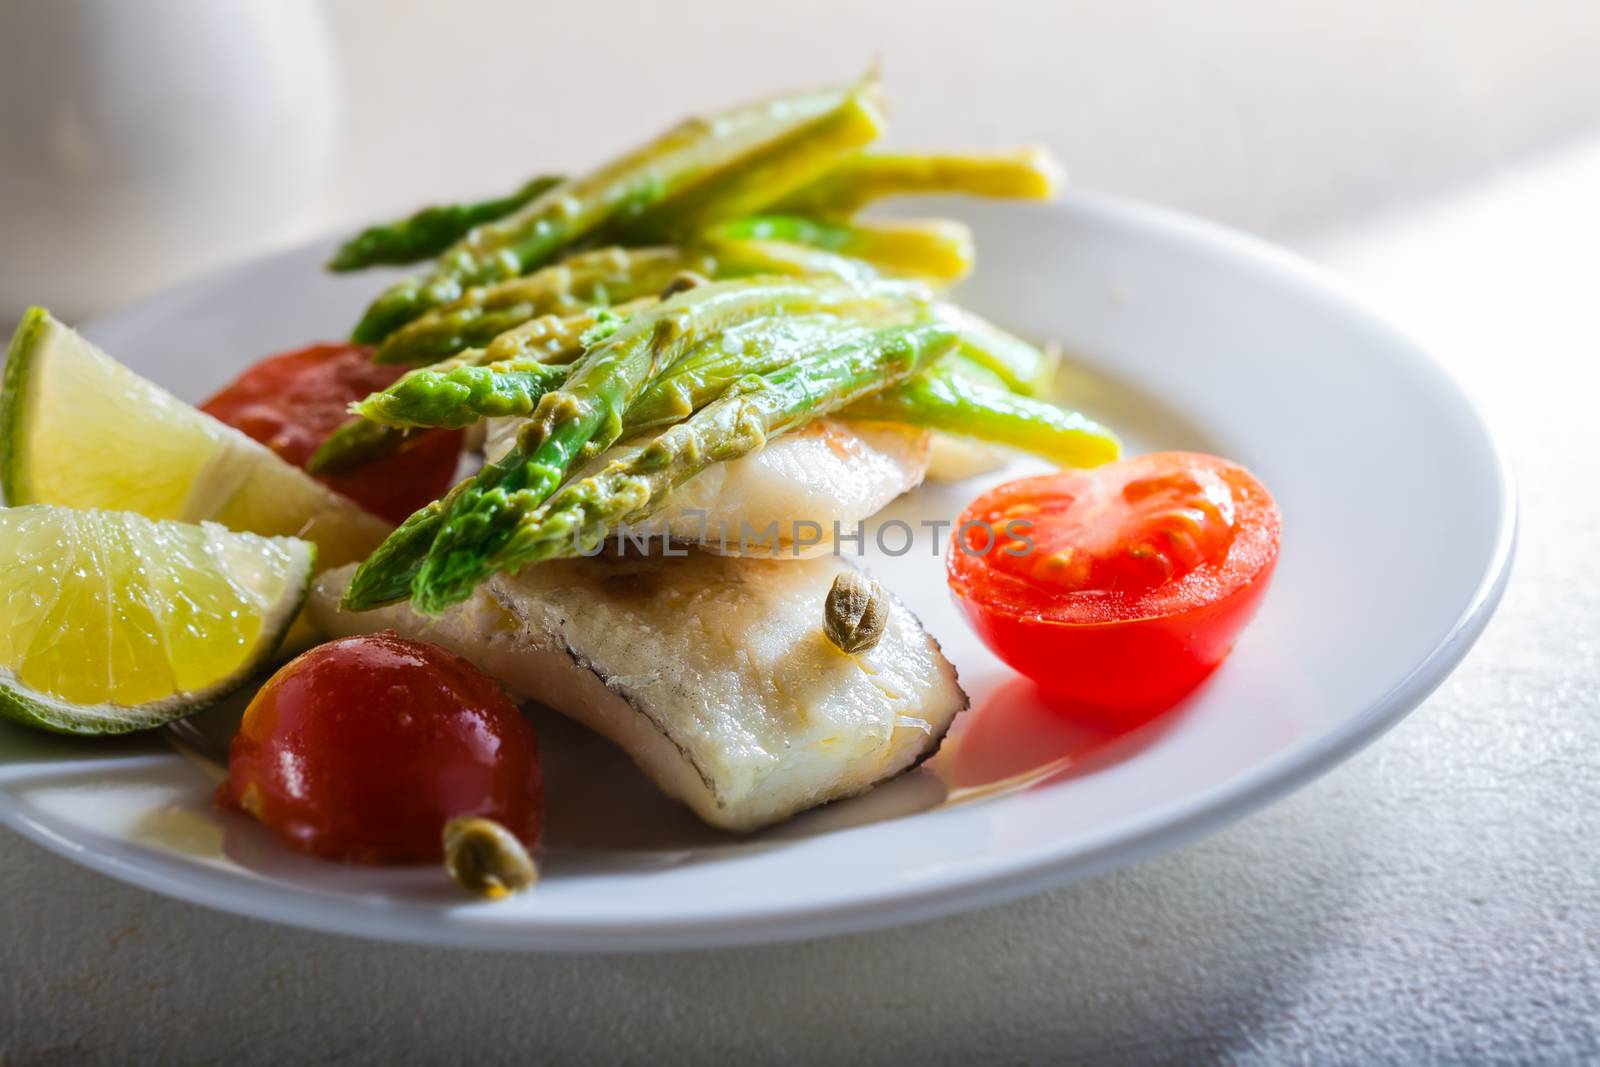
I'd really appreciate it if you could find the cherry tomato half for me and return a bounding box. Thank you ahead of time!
[201,342,462,524]
[948,451,1280,718]
[220,633,542,864]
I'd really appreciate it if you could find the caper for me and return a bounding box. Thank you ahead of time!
[442,816,538,899]
[823,570,888,655]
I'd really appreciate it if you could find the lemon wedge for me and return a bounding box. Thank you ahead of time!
[1,308,390,568]
[0,505,314,734]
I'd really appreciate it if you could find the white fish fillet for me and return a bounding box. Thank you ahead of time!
[924,433,1012,481]
[309,553,967,832]
[484,416,932,556]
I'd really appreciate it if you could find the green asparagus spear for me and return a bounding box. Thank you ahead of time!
[373,247,699,364]
[351,81,867,344]
[698,236,879,283]
[468,296,659,367]
[775,147,1064,217]
[707,215,974,283]
[346,277,930,612]
[308,418,412,474]
[490,320,958,569]
[362,313,875,434]
[370,231,887,369]
[325,294,1059,481]
[327,310,875,479]
[327,175,563,272]
[941,306,1060,396]
[333,351,1097,611]
[624,313,878,429]
[413,278,929,612]
[334,320,1095,478]
[359,361,571,430]
[846,358,1119,467]
[616,80,886,243]
[310,299,656,474]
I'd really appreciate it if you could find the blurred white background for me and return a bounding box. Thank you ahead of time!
[6,0,1600,310]
[312,0,1600,240]
[3,2,1599,1062]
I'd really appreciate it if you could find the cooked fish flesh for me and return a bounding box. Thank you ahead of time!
[309,552,967,832]
[484,416,931,556]
[924,432,1011,481]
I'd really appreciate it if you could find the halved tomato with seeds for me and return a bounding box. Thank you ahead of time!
[948,451,1280,718]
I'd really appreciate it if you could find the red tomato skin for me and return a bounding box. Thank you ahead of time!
[955,553,1277,716]
[200,343,462,525]
[221,634,541,864]
[948,452,1280,720]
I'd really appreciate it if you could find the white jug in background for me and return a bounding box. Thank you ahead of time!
[0,0,339,321]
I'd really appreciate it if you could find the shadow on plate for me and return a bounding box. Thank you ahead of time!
[536,675,1184,857]
[6,672,1192,887]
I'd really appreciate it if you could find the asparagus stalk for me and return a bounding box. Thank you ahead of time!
[333,352,1095,612]
[327,175,563,272]
[846,358,1119,467]
[336,331,1109,475]
[467,296,659,367]
[309,299,656,474]
[323,271,875,472]
[373,247,700,365]
[940,306,1060,396]
[323,297,1061,479]
[698,236,879,283]
[371,235,888,367]
[775,147,1064,217]
[707,215,974,284]
[346,277,930,612]
[413,278,928,612]
[362,313,875,434]
[617,80,886,243]
[325,298,1061,480]
[625,314,875,428]
[358,361,571,430]
[336,317,886,613]
[490,320,958,570]
[307,417,409,474]
[351,81,867,344]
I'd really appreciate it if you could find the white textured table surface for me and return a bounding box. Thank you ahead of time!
[4,3,1599,1061]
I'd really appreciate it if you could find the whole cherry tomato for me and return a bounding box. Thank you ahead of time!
[220,633,542,863]
[201,342,461,524]
[948,451,1280,718]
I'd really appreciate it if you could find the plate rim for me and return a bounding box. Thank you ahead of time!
[0,190,1518,951]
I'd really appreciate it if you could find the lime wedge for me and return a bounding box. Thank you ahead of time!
[0,505,314,734]
[1,308,391,568]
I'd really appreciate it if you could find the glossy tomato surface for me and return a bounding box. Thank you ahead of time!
[200,342,461,523]
[221,633,542,864]
[949,451,1280,718]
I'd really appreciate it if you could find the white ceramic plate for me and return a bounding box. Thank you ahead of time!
[0,195,1514,950]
